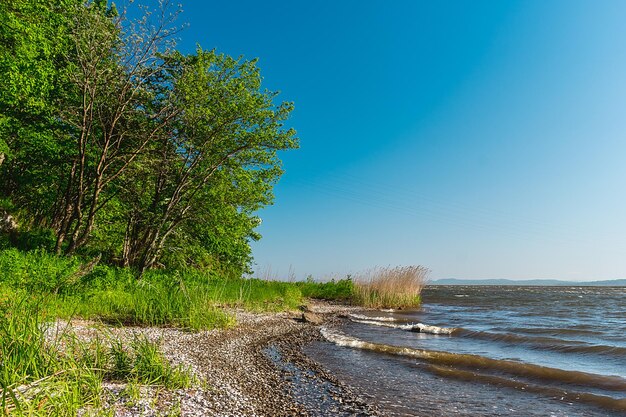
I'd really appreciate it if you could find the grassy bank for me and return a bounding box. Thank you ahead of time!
[0,248,340,331]
[0,249,426,328]
[0,249,425,415]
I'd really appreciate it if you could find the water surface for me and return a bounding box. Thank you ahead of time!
[306,286,626,416]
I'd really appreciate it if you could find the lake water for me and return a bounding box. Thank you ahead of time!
[306,286,626,416]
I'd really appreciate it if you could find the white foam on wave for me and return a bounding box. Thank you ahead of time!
[349,313,397,322]
[350,318,416,330]
[320,328,439,360]
[349,318,456,335]
[320,327,368,348]
[415,323,456,335]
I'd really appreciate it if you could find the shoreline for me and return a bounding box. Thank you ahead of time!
[49,300,381,416]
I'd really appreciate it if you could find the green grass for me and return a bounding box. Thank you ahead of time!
[296,278,355,301]
[0,249,313,331]
[0,249,427,329]
[129,336,193,388]
[0,249,358,332]
[0,294,193,416]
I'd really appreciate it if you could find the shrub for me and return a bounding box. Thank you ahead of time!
[297,278,355,301]
[0,248,80,292]
[15,228,57,252]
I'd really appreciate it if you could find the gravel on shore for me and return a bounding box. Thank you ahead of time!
[48,301,382,416]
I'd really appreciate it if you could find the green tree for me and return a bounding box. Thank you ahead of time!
[121,49,297,275]
[0,0,79,224]
[52,1,180,255]
[0,2,297,278]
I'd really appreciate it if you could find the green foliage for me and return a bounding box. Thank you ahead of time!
[0,0,80,220]
[118,48,297,274]
[297,278,355,301]
[0,1,298,278]
[0,248,80,292]
[15,227,56,251]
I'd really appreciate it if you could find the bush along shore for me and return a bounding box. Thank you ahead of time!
[0,248,426,416]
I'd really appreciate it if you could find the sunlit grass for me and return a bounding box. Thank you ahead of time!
[0,295,193,416]
[0,249,346,331]
[352,266,428,309]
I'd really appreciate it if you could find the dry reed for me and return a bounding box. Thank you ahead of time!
[353,266,428,309]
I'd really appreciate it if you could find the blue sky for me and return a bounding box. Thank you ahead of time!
[146,0,626,280]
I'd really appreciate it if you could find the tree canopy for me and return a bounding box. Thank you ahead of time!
[0,0,298,277]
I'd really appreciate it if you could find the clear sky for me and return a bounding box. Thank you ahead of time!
[152,0,626,280]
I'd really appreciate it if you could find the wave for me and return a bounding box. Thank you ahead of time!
[348,313,398,322]
[456,329,626,357]
[348,314,624,356]
[428,363,626,412]
[349,318,456,335]
[506,326,605,336]
[320,328,626,393]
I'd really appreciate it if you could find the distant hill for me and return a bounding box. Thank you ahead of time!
[430,278,626,286]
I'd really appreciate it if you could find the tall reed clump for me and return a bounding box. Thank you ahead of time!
[353,266,428,309]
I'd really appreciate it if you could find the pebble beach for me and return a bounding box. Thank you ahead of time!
[48,302,381,417]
